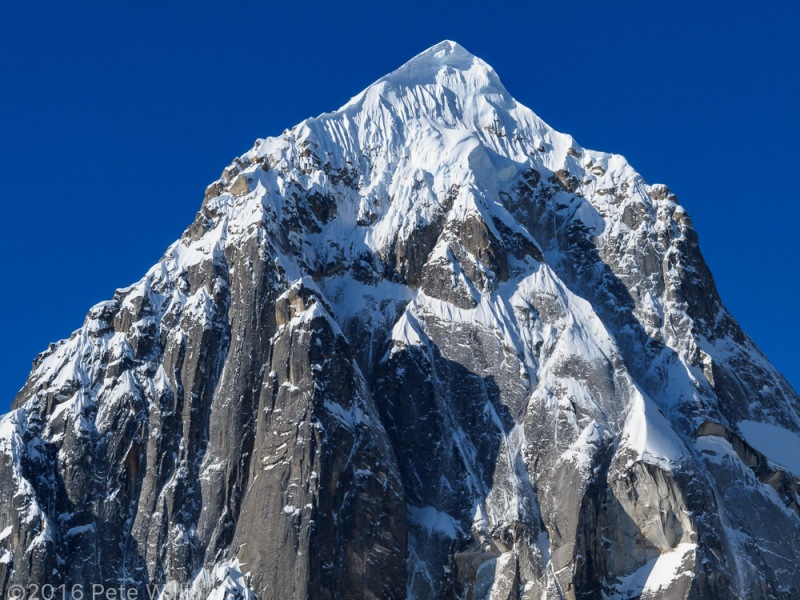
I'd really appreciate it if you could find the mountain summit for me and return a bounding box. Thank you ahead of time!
[368,40,510,95]
[2,42,799,599]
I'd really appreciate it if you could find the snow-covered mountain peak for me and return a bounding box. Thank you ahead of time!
[3,42,800,600]
[375,39,508,98]
[232,42,589,267]
[322,39,524,142]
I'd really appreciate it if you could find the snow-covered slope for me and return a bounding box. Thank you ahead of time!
[2,41,799,599]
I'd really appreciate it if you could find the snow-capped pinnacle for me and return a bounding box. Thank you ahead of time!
[3,40,800,600]
[275,39,568,198]
[335,39,515,125]
[383,40,498,83]
[379,39,510,100]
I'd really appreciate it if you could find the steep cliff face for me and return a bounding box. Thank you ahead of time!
[2,41,799,599]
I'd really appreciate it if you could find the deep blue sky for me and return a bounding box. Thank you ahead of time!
[1,1,797,411]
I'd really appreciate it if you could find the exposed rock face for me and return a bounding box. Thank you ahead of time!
[1,41,799,599]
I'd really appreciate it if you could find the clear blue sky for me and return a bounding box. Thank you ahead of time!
[1,1,797,412]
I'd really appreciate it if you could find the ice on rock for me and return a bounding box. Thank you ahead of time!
[739,420,800,477]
